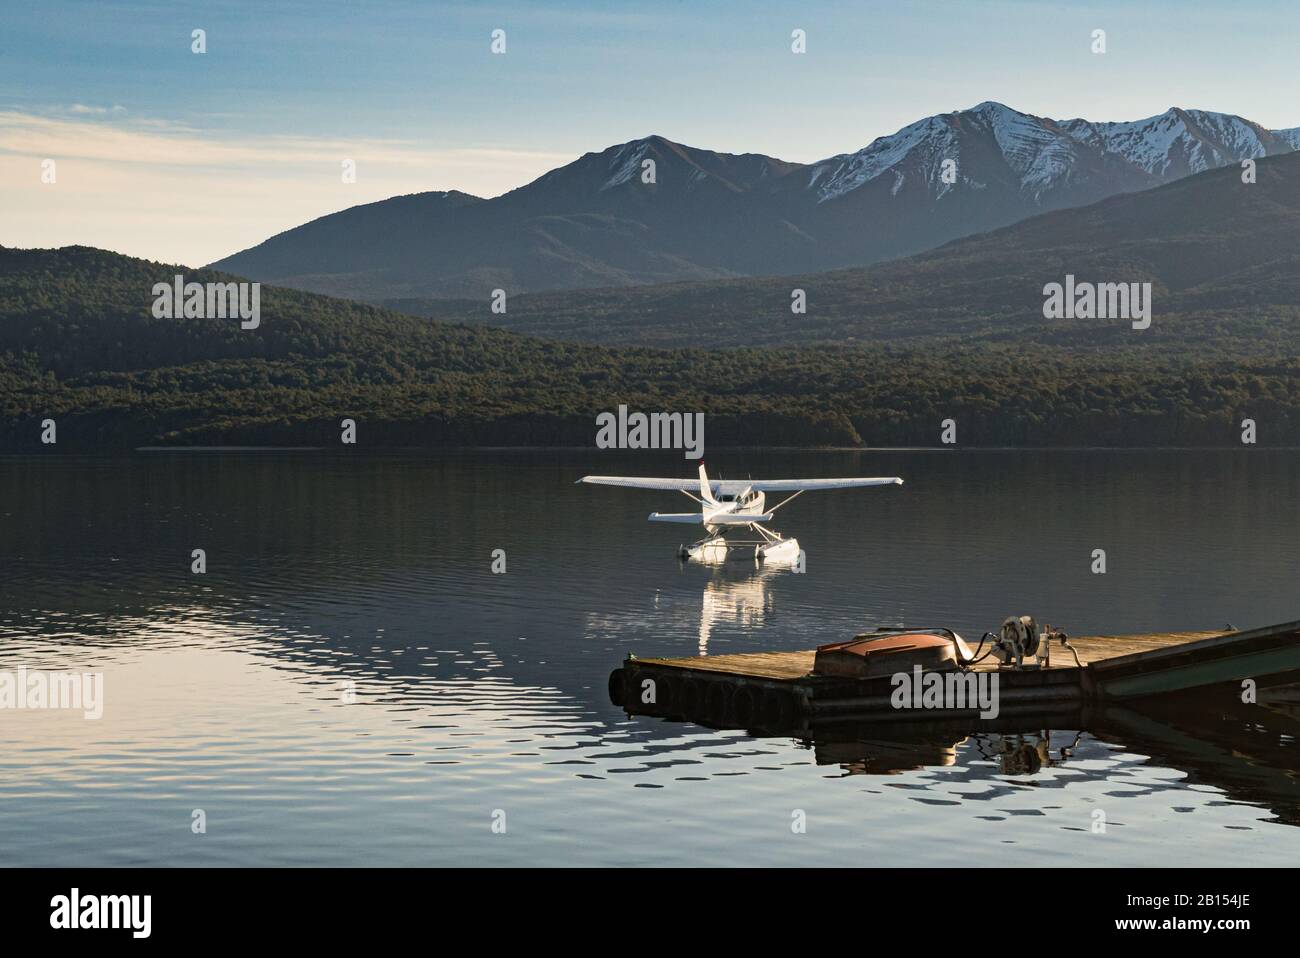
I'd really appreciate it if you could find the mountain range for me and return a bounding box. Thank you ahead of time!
[211,101,1300,302]
[412,148,1300,350]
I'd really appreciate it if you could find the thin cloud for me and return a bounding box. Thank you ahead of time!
[0,110,575,265]
[0,110,570,172]
[68,103,127,115]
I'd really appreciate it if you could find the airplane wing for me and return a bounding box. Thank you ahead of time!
[580,475,904,494]
[721,477,903,493]
[578,476,699,491]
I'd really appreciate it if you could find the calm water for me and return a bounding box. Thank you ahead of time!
[1,449,1298,866]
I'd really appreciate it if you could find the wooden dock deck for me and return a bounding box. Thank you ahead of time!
[609,622,1300,730]
[640,631,1225,678]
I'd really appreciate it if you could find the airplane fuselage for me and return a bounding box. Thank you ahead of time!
[704,489,764,534]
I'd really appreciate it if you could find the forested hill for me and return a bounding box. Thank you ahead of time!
[1,245,1297,450]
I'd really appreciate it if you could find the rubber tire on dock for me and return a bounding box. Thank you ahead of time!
[607,669,627,708]
[677,678,702,718]
[705,682,733,723]
[649,673,675,714]
[761,689,794,728]
[731,686,757,727]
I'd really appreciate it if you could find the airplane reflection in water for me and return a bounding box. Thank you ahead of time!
[696,564,782,654]
[589,562,795,657]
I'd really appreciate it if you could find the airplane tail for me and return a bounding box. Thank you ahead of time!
[698,463,717,505]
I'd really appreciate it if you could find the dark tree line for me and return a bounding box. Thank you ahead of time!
[2,246,1297,450]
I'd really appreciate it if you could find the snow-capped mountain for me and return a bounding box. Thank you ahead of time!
[1275,127,1300,150]
[766,100,1300,271]
[804,102,1106,203]
[803,101,1295,208]
[212,102,1298,300]
[1064,107,1291,178]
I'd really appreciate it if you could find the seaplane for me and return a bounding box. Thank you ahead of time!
[577,464,903,563]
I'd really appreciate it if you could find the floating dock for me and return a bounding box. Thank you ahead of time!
[608,620,1300,730]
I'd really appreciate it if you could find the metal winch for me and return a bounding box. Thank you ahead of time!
[988,615,1080,669]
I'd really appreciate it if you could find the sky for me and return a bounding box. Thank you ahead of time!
[2,0,1298,267]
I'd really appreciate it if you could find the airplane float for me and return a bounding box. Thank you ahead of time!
[577,464,903,563]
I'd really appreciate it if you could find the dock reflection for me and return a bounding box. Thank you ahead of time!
[626,685,1300,826]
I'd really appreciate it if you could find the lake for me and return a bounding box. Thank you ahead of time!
[1,448,1298,866]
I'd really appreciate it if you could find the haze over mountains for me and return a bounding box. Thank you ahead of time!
[211,101,1300,302]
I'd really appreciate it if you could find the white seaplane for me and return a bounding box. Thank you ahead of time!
[577,464,903,563]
